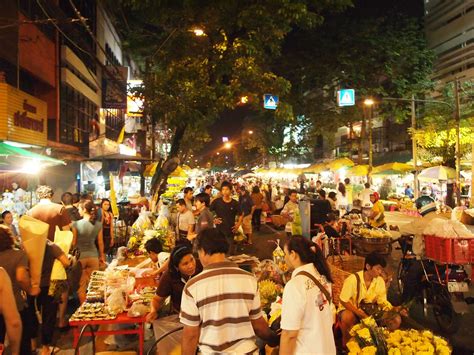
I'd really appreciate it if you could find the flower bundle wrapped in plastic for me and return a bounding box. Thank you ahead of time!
[348,317,388,355]
[258,279,283,310]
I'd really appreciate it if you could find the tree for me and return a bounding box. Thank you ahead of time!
[112,0,351,198]
[414,81,474,167]
[274,9,435,162]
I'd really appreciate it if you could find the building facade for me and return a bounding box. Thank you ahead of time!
[425,0,474,82]
[0,0,148,199]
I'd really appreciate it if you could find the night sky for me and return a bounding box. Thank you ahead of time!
[206,0,425,158]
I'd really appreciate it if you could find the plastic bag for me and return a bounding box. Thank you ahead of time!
[234,225,246,242]
[127,302,149,317]
[106,288,127,314]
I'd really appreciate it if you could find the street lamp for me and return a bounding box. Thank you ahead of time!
[224,142,232,149]
[248,130,254,135]
[240,96,249,104]
[192,28,206,36]
[364,98,375,106]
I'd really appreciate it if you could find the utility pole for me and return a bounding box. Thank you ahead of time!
[471,140,474,207]
[454,79,461,206]
[411,95,419,199]
[368,106,373,178]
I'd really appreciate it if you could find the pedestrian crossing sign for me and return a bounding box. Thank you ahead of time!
[337,89,355,107]
[263,94,278,110]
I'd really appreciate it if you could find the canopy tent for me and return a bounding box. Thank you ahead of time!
[303,163,327,174]
[372,162,413,176]
[418,166,457,182]
[347,165,369,177]
[326,158,354,172]
[0,142,65,167]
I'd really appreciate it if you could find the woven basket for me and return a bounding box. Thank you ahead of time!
[328,255,365,306]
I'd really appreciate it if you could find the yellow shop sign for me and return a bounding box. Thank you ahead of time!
[0,83,48,146]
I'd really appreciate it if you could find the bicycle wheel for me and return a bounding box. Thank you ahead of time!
[396,260,407,295]
[432,285,461,334]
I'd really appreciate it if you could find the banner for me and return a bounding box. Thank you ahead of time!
[109,173,119,217]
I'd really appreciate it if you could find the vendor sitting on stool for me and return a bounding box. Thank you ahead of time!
[338,253,405,348]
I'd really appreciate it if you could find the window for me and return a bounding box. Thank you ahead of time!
[60,84,97,150]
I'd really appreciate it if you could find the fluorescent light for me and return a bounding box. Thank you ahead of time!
[4,140,41,149]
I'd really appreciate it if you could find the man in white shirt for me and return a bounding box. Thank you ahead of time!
[281,190,299,235]
[358,182,374,207]
[176,199,195,241]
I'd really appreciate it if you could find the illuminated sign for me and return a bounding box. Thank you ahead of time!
[0,83,47,146]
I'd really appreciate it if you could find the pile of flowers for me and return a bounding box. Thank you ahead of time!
[126,207,173,257]
[347,317,451,355]
[258,279,283,311]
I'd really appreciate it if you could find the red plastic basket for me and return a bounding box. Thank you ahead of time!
[424,235,474,264]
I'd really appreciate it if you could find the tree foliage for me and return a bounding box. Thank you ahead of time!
[274,10,435,158]
[111,0,351,195]
[414,81,474,167]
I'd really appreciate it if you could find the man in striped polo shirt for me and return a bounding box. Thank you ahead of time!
[180,228,279,354]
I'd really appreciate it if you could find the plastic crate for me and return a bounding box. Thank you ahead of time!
[424,235,474,264]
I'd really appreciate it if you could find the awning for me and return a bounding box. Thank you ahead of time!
[372,162,413,176]
[347,165,369,177]
[303,163,327,174]
[0,142,65,166]
[418,166,457,182]
[327,158,354,172]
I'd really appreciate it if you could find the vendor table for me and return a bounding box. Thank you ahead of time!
[152,314,182,354]
[70,312,146,355]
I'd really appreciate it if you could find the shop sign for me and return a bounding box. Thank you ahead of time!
[0,83,47,146]
[127,79,143,117]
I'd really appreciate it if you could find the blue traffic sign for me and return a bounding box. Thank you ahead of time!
[337,89,355,107]
[263,94,279,110]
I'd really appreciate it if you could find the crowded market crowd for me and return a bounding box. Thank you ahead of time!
[0,169,470,355]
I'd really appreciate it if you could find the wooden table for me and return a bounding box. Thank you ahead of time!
[70,312,146,355]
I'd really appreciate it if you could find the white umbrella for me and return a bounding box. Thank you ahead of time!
[418,166,457,182]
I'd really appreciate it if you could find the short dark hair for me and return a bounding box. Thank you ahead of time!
[169,244,193,278]
[220,181,233,191]
[327,212,337,222]
[364,252,387,269]
[72,193,80,204]
[144,238,163,254]
[61,192,73,205]
[195,193,210,207]
[196,228,229,255]
[365,183,370,188]
[183,187,193,194]
[36,185,54,199]
[289,189,298,196]
[319,189,326,198]
[316,180,322,185]
[1,210,12,220]
[204,185,212,191]
[344,178,350,184]
[176,198,187,207]
[252,186,260,194]
[328,191,337,200]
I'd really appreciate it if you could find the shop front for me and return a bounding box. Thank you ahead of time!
[0,82,48,148]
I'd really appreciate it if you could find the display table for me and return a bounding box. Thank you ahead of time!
[152,314,182,354]
[70,312,146,355]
